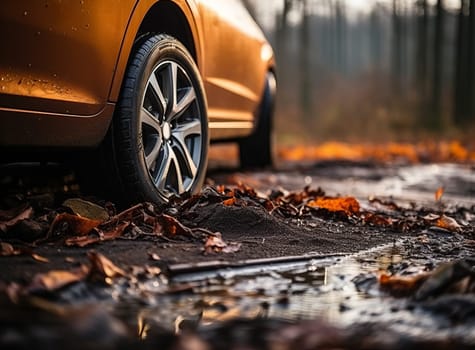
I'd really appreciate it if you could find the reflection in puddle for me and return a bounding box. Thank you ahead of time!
[114,244,416,338]
[40,241,469,346]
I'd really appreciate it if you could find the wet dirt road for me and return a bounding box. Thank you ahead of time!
[0,159,474,349]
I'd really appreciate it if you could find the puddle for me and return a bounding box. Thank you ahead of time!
[2,239,474,348]
[105,242,474,344]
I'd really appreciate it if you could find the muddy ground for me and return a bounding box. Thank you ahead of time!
[0,158,474,349]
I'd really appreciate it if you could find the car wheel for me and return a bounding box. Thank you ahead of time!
[239,72,276,168]
[111,34,208,204]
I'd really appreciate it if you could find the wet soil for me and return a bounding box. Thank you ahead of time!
[0,160,474,348]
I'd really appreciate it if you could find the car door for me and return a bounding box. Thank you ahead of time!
[0,0,136,116]
[197,0,270,139]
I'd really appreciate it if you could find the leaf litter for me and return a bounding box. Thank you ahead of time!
[0,169,475,349]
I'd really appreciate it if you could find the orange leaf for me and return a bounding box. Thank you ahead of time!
[158,214,193,237]
[379,272,430,296]
[49,213,101,237]
[436,215,461,232]
[222,197,236,206]
[29,268,88,292]
[308,197,360,215]
[87,251,126,283]
[435,187,444,201]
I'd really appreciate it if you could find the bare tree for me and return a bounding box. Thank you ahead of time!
[370,4,383,70]
[299,0,312,119]
[469,0,475,121]
[392,0,403,92]
[414,0,429,125]
[454,0,470,125]
[431,0,445,130]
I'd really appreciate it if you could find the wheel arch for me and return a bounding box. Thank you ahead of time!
[109,0,203,103]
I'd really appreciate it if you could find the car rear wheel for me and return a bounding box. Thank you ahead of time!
[239,72,276,168]
[111,34,208,204]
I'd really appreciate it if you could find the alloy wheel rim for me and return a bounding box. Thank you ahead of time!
[139,60,202,198]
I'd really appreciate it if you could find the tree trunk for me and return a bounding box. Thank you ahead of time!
[392,0,403,92]
[468,0,475,121]
[335,0,347,74]
[299,0,312,119]
[415,0,429,126]
[370,5,383,70]
[431,0,445,130]
[454,0,469,125]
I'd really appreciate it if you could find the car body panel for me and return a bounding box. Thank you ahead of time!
[197,0,270,139]
[0,0,274,147]
[0,0,136,116]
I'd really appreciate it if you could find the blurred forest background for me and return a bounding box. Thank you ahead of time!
[242,0,475,145]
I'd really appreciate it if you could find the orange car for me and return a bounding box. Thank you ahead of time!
[0,0,276,203]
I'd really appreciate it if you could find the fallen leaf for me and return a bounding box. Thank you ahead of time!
[63,198,109,221]
[368,197,400,211]
[379,272,430,296]
[148,253,161,261]
[362,213,393,227]
[99,203,145,227]
[308,197,360,215]
[0,206,33,233]
[423,213,442,221]
[87,251,126,284]
[0,242,21,256]
[32,254,49,263]
[65,222,129,247]
[49,213,102,238]
[222,197,236,206]
[28,267,88,292]
[436,215,461,232]
[435,187,444,201]
[0,203,30,221]
[158,214,193,237]
[145,266,162,276]
[204,233,241,254]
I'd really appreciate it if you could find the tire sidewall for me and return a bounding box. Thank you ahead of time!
[116,35,209,203]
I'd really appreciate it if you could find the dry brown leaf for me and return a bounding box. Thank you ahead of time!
[65,222,129,247]
[435,215,461,232]
[362,213,393,226]
[204,233,241,254]
[379,272,430,296]
[158,214,193,237]
[308,197,360,215]
[0,242,21,256]
[0,206,33,233]
[29,268,88,292]
[62,198,109,221]
[49,213,102,237]
[148,253,161,261]
[87,251,126,284]
[32,254,49,263]
[435,187,444,201]
[64,235,99,247]
[222,197,236,206]
[423,213,441,221]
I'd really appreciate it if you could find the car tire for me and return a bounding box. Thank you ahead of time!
[109,34,209,204]
[239,72,276,168]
